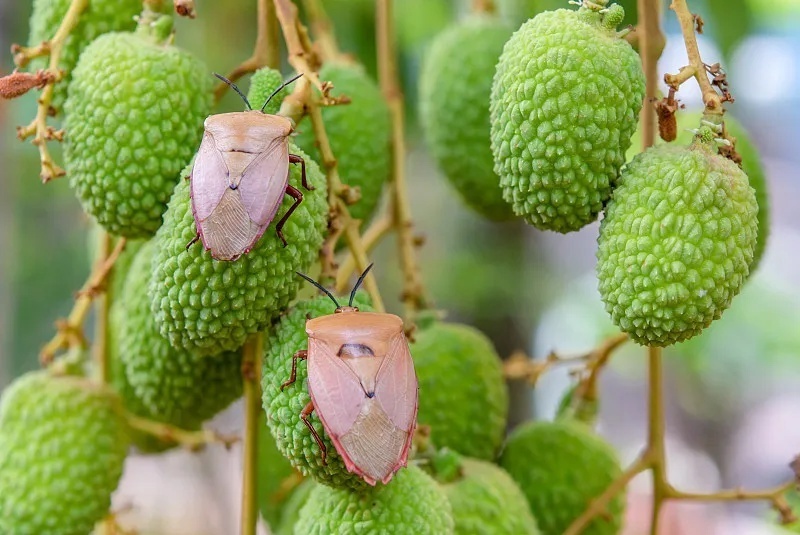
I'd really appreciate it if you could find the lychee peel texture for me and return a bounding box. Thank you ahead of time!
[150,148,327,355]
[419,17,515,220]
[247,67,288,116]
[412,322,508,460]
[597,143,758,346]
[295,465,455,534]
[499,420,624,535]
[65,31,212,238]
[294,62,391,223]
[261,294,373,490]
[490,6,645,232]
[0,371,130,535]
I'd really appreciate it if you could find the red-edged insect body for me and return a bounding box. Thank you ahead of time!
[188,73,310,261]
[282,266,419,486]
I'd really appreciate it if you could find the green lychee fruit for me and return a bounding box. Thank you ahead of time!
[27,0,142,110]
[150,148,327,355]
[490,3,645,232]
[64,15,212,238]
[258,417,302,529]
[294,465,455,534]
[436,453,540,535]
[294,61,391,223]
[419,17,515,221]
[412,322,508,460]
[627,112,770,272]
[597,138,759,346]
[499,420,625,535]
[0,371,130,534]
[261,294,373,490]
[116,240,243,428]
[275,478,317,535]
[247,67,289,116]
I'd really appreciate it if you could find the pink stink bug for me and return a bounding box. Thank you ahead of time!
[187,73,312,261]
[281,265,419,486]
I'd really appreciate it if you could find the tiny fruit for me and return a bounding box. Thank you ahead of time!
[500,420,625,535]
[490,1,645,232]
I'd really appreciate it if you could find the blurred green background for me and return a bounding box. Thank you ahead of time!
[0,0,799,532]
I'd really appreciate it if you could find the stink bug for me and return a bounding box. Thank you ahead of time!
[187,73,312,261]
[281,265,419,486]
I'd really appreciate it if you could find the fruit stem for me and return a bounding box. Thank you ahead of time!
[636,0,664,149]
[93,231,112,385]
[376,0,429,321]
[274,0,385,311]
[302,0,343,61]
[335,213,392,293]
[664,0,724,116]
[214,0,281,104]
[240,333,263,535]
[646,346,667,534]
[13,0,88,181]
[40,238,127,366]
[125,412,240,449]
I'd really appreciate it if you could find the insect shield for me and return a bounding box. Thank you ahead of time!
[187,73,313,261]
[281,265,419,486]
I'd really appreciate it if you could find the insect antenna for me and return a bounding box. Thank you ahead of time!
[214,73,251,110]
[349,263,374,306]
[260,73,304,113]
[296,271,340,308]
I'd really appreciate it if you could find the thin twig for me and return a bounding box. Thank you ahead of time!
[14,0,88,181]
[214,0,281,103]
[240,333,263,535]
[40,238,127,365]
[125,413,240,450]
[301,0,342,61]
[637,0,663,149]
[93,231,112,384]
[335,213,392,293]
[376,0,428,319]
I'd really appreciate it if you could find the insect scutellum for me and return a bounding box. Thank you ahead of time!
[260,72,304,113]
[295,263,374,313]
[213,72,251,110]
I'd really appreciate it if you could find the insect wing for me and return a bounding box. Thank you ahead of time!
[191,131,229,221]
[307,337,365,439]
[374,331,418,435]
[237,136,290,228]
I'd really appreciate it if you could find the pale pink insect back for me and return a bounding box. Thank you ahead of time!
[281,265,419,486]
[187,73,312,261]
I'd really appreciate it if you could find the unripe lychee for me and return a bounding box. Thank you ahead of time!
[150,148,327,355]
[433,452,539,534]
[412,322,508,460]
[258,418,302,529]
[628,112,770,272]
[499,420,624,535]
[261,294,373,490]
[27,0,142,109]
[247,67,289,116]
[597,137,759,346]
[490,3,645,232]
[294,465,455,534]
[64,15,212,238]
[294,61,391,223]
[116,240,243,429]
[419,17,515,220]
[0,371,130,534]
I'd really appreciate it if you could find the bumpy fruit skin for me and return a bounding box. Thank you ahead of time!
[258,418,301,529]
[295,62,390,223]
[490,6,645,232]
[419,17,514,220]
[295,465,455,534]
[261,294,373,490]
[500,420,624,535]
[117,240,243,428]
[412,322,508,459]
[628,112,770,271]
[247,67,289,115]
[442,457,539,535]
[65,26,212,238]
[275,478,317,535]
[28,0,141,109]
[150,149,327,354]
[0,371,130,534]
[597,141,759,346]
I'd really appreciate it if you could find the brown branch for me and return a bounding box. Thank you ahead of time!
[40,237,126,364]
[93,231,112,384]
[335,213,392,293]
[637,0,664,150]
[301,0,342,61]
[214,0,281,104]
[125,413,240,451]
[376,0,428,319]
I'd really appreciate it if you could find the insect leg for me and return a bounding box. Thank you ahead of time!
[280,350,308,390]
[289,153,314,191]
[185,233,200,250]
[301,401,327,465]
[275,184,304,247]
